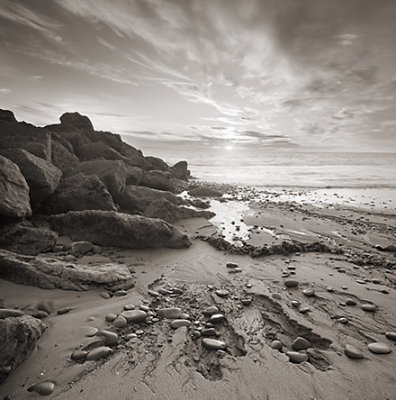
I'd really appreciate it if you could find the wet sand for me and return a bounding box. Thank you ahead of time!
[1,187,396,400]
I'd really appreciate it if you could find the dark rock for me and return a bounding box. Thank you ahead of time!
[70,241,94,256]
[60,112,94,131]
[284,279,299,288]
[1,149,61,210]
[157,308,182,319]
[75,141,125,162]
[0,223,57,255]
[50,140,80,172]
[0,309,24,319]
[141,170,175,192]
[126,166,144,185]
[0,315,46,383]
[188,198,210,209]
[145,156,169,172]
[0,155,31,219]
[28,381,55,396]
[0,109,17,122]
[171,161,190,181]
[170,319,191,329]
[292,337,310,351]
[49,210,191,249]
[41,173,116,214]
[188,186,223,198]
[86,346,114,361]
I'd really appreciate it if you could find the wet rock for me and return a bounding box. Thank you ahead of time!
[31,310,49,319]
[298,307,311,314]
[326,287,335,292]
[120,310,147,323]
[171,161,190,181]
[188,186,223,198]
[113,316,127,328]
[292,337,310,351]
[158,288,172,295]
[286,351,308,364]
[86,346,114,360]
[139,305,150,312]
[114,290,127,296]
[0,309,24,319]
[57,307,72,315]
[27,381,55,396]
[202,338,226,350]
[105,313,117,322]
[344,344,364,359]
[291,300,300,308]
[157,308,182,319]
[284,280,299,288]
[385,332,396,341]
[170,319,191,329]
[209,314,225,324]
[71,350,88,361]
[98,330,118,345]
[271,340,282,350]
[361,303,376,312]
[302,288,315,297]
[226,262,238,269]
[123,304,135,310]
[337,317,349,324]
[83,327,98,337]
[141,170,175,192]
[215,289,229,298]
[368,342,391,354]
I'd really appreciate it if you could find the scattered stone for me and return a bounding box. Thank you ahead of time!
[126,333,137,340]
[337,318,349,324]
[202,328,216,337]
[302,288,315,297]
[284,280,298,288]
[385,332,396,341]
[246,283,252,288]
[136,329,144,335]
[209,314,225,324]
[105,313,117,322]
[226,262,238,269]
[170,319,191,329]
[271,340,282,350]
[113,316,127,328]
[97,330,118,345]
[86,346,114,360]
[345,298,357,306]
[361,303,376,312]
[202,306,219,316]
[28,381,55,396]
[291,300,300,308]
[286,351,308,364]
[0,309,24,319]
[113,290,127,296]
[215,289,229,298]
[202,338,226,350]
[123,304,135,311]
[100,292,111,299]
[326,287,335,292]
[157,308,182,319]
[120,310,147,323]
[158,288,172,295]
[71,350,88,361]
[299,307,310,314]
[241,297,253,306]
[140,305,150,312]
[272,293,282,300]
[344,344,364,359]
[31,310,48,319]
[180,313,190,319]
[71,241,94,256]
[292,337,310,351]
[57,307,72,315]
[367,342,391,354]
[83,327,98,337]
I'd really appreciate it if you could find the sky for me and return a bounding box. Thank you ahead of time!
[0,0,396,156]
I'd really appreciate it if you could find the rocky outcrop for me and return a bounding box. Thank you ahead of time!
[59,111,94,131]
[188,186,223,197]
[41,173,116,214]
[0,249,134,291]
[145,156,169,171]
[50,140,80,172]
[49,210,191,249]
[76,141,125,162]
[2,149,62,210]
[171,161,190,181]
[0,315,46,384]
[0,109,17,122]
[72,160,128,199]
[144,198,215,223]
[0,155,31,219]
[0,223,57,255]
[118,185,180,213]
[141,170,175,192]
[126,166,144,185]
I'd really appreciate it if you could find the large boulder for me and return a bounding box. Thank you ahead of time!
[144,198,215,223]
[0,109,17,122]
[171,161,190,181]
[126,166,144,185]
[0,155,31,219]
[118,185,180,213]
[59,111,94,131]
[75,141,126,162]
[0,315,46,384]
[41,173,116,214]
[145,156,169,171]
[50,140,80,172]
[72,160,128,199]
[49,210,191,249]
[0,223,57,255]
[0,249,134,291]
[140,170,175,192]
[2,149,62,210]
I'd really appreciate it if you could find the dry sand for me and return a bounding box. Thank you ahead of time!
[1,188,396,400]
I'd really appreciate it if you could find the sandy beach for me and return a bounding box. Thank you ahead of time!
[1,183,395,400]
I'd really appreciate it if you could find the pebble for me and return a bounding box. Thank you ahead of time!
[356,280,366,285]
[126,333,138,339]
[123,304,135,311]
[272,293,282,300]
[158,288,173,295]
[299,307,310,314]
[342,286,348,290]
[57,307,72,315]
[99,292,111,299]
[209,314,225,324]
[326,287,335,292]
[241,297,253,306]
[292,337,310,351]
[215,289,229,298]
[71,350,88,361]
[385,332,396,341]
[361,304,376,312]
[157,308,182,319]
[270,340,282,350]
[226,262,238,268]
[202,338,226,350]
[246,283,252,288]
[202,328,216,336]
[120,310,147,323]
[302,289,315,297]
[148,290,160,297]
[291,300,300,308]
[172,288,183,295]
[344,344,363,359]
[97,330,118,345]
[0,309,24,319]
[345,298,357,306]
[286,351,308,364]
[337,317,349,324]
[136,329,144,335]
[82,326,98,337]
[191,330,201,339]
[113,316,128,328]
[170,319,191,329]
[284,280,299,288]
[180,313,190,319]
[105,313,117,322]
[86,346,114,360]
[113,290,127,296]
[31,310,49,319]
[203,306,219,316]
[28,381,55,396]
[139,305,150,312]
[368,342,391,354]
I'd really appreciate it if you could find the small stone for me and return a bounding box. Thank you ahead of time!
[157,308,182,319]
[361,303,376,312]
[191,330,201,339]
[272,293,282,300]
[326,287,335,292]
[344,344,363,359]
[136,329,144,335]
[120,310,147,323]
[246,283,252,288]
[271,340,282,350]
[291,300,300,308]
[158,288,172,295]
[57,307,72,315]
[202,338,226,350]
[71,350,88,361]
[302,289,315,297]
[292,337,310,351]
[0,309,24,319]
[170,319,191,329]
[337,317,349,324]
[126,333,137,340]
[385,332,396,341]
[172,288,183,295]
[226,262,238,268]
[113,316,128,328]
[99,292,111,299]
[148,290,160,297]
[180,313,190,319]
[342,286,348,290]
[202,306,219,316]
[139,305,150,312]
[241,297,252,306]
[209,314,225,324]
[367,342,391,354]
[299,307,310,314]
[105,313,117,322]
[123,304,135,311]
[31,310,49,319]
[113,290,127,296]
[215,289,229,298]
[356,279,366,285]
[28,381,55,396]
[86,346,114,360]
[202,328,216,336]
[284,280,299,288]
[345,298,357,306]
[286,351,308,364]
[83,326,98,337]
[97,330,118,345]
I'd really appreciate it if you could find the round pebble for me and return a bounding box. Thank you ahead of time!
[82,326,98,337]
[28,381,55,396]
[344,344,363,359]
[302,289,315,297]
[203,306,219,316]
[215,289,229,298]
[286,351,308,364]
[86,346,114,360]
[270,340,282,350]
[368,342,391,354]
[105,313,117,322]
[326,287,335,292]
[202,338,226,350]
[361,304,376,312]
[97,330,118,345]
[345,298,357,306]
[284,280,299,288]
[292,337,310,351]
[57,307,72,315]
[71,350,88,361]
[123,304,135,311]
[157,308,182,319]
[337,317,349,324]
[299,307,310,314]
[209,314,225,324]
[113,290,127,296]
[170,319,191,329]
[385,332,396,341]
[291,300,300,308]
[120,310,147,323]
[113,316,127,328]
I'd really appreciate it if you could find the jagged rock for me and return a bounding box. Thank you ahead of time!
[125,166,144,186]
[60,111,94,131]
[171,161,190,181]
[72,160,128,199]
[0,249,134,291]
[0,315,46,383]
[0,109,17,122]
[140,170,175,192]
[188,198,210,209]
[0,155,31,219]
[144,198,215,223]
[50,140,80,172]
[2,149,61,209]
[76,141,126,162]
[188,186,223,197]
[145,156,169,171]
[49,210,191,249]
[0,223,57,255]
[118,185,180,213]
[41,173,116,214]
